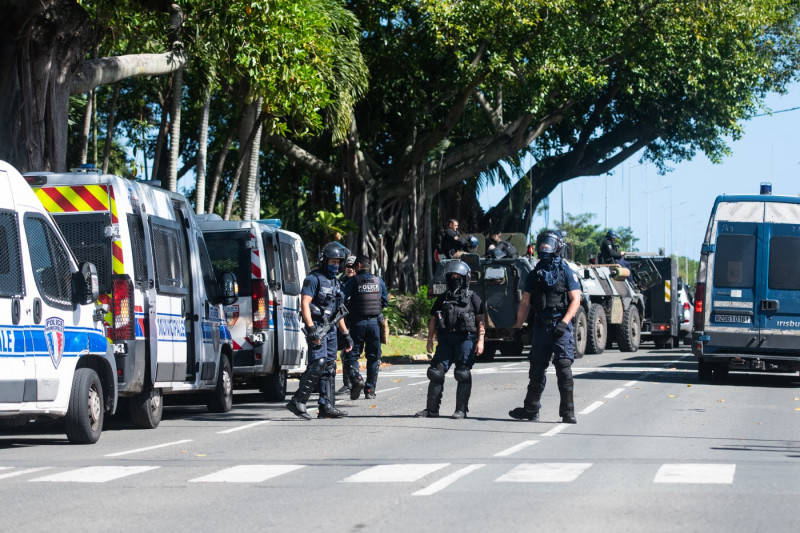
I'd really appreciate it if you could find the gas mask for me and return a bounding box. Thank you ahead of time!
[446,275,462,292]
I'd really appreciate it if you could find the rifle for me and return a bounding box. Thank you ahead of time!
[304,303,350,343]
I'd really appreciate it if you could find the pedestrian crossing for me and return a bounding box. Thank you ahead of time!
[0,462,742,487]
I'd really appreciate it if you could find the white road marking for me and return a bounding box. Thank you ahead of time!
[0,467,52,480]
[408,380,429,386]
[542,424,568,437]
[342,463,449,483]
[494,440,539,457]
[580,400,605,415]
[654,464,736,484]
[496,463,592,483]
[217,420,270,434]
[105,439,193,457]
[412,464,485,496]
[376,387,399,394]
[32,466,159,483]
[189,464,305,483]
[624,380,638,387]
[605,388,626,399]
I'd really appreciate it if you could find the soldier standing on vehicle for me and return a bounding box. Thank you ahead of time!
[336,256,357,396]
[599,230,630,268]
[439,219,477,259]
[286,242,353,420]
[342,255,389,400]
[485,231,519,259]
[416,260,485,419]
[509,230,582,424]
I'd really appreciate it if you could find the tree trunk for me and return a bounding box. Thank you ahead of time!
[101,81,122,173]
[78,91,92,165]
[194,87,211,213]
[224,110,266,220]
[166,67,183,192]
[151,83,170,181]
[241,98,263,221]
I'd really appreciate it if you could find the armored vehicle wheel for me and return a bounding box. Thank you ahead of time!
[261,370,288,402]
[573,306,587,359]
[586,303,607,355]
[129,380,163,429]
[65,368,104,444]
[207,354,233,413]
[616,306,641,352]
[697,360,713,381]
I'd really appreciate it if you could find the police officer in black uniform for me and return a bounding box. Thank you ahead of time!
[485,231,519,259]
[342,255,389,400]
[336,256,357,396]
[509,230,582,424]
[599,230,624,264]
[416,260,485,419]
[286,242,353,420]
[439,219,478,259]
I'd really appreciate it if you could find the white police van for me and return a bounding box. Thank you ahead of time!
[197,216,309,401]
[26,169,237,428]
[693,183,800,381]
[0,160,115,443]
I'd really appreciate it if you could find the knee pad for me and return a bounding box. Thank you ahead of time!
[454,367,471,384]
[309,358,326,374]
[427,363,446,383]
[554,358,572,371]
[554,358,574,389]
[529,362,548,380]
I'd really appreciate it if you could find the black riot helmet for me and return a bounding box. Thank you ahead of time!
[444,260,471,291]
[319,242,349,264]
[606,230,619,240]
[536,230,563,260]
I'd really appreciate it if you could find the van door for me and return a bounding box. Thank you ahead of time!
[262,231,285,366]
[760,222,800,349]
[275,232,306,367]
[149,216,189,382]
[0,208,31,405]
[708,221,759,348]
[171,203,200,382]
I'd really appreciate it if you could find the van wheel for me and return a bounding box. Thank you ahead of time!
[261,370,288,402]
[65,368,104,444]
[573,307,587,359]
[615,306,641,353]
[698,360,713,381]
[586,303,607,355]
[129,381,163,429]
[207,354,233,413]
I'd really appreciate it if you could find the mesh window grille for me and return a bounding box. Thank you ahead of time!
[197,236,220,303]
[24,216,73,308]
[54,213,112,294]
[128,214,148,282]
[204,232,252,295]
[152,223,184,291]
[280,241,301,295]
[0,212,23,297]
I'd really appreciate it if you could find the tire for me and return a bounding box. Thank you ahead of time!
[586,303,607,355]
[615,306,641,353]
[261,370,288,402]
[573,306,587,359]
[207,354,233,413]
[698,360,713,381]
[129,380,163,429]
[65,368,104,444]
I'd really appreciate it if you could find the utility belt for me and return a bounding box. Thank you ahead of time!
[351,314,381,320]
[534,314,564,326]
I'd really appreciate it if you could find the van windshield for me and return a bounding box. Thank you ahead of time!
[203,231,252,295]
[713,233,756,289]
[52,213,112,293]
[769,236,800,290]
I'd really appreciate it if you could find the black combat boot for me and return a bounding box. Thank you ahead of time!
[350,375,365,400]
[509,404,539,421]
[559,390,577,424]
[286,359,326,420]
[509,378,543,421]
[415,379,443,417]
[452,380,471,419]
[318,404,348,418]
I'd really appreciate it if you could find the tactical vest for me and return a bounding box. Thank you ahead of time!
[348,273,382,317]
[308,270,341,320]
[531,262,569,314]
[436,290,477,334]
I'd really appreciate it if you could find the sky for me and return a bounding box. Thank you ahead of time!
[478,82,800,262]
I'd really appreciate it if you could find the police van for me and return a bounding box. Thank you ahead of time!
[0,160,115,443]
[26,169,237,428]
[197,216,309,401]
[693,183,800,381]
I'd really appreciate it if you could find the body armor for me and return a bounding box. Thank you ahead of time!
[348,273,382,317]
[531,261,569,314]
[436,290,477,333]
[308,270,341,320]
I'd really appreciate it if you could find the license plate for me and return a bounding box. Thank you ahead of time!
[715,314,751,324]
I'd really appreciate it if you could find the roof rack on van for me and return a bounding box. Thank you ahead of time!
[70,164,102,174]
[257,219,282,228]
[138,179,163,188]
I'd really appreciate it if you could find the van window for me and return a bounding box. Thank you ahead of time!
[197,236,220,304]
[204,231,252,296]
[280,241,301,295]
[0,211,23,297]
[128,214,149,283]
[24,215,73,308]
[151,221,185,293]
[713,233,756,289]
[54,213,113,294]
[769,236,800,290]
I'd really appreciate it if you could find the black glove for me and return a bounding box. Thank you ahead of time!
[344,333,354,350]
[307,326,325,343]
[553,321,569,340]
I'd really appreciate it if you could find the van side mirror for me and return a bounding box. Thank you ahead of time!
[75,261,99,305]
[222,272,238,306]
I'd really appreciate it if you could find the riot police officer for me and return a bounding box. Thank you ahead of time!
[599,230,624,264]
[342,255,389,400]
[439,219,478,259]
[485,231,519,259]
[336,255,357,396]
[416,260,485,419]
[509,230,582,424]
[286,242,353,420]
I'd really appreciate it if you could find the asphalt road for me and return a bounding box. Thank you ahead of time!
[2,344,799,533]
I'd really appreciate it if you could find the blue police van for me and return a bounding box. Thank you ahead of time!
[692,183,800,381]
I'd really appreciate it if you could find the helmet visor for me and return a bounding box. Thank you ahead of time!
[537,235,559,254]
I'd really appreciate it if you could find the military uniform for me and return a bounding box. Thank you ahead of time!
[342,262,389,399]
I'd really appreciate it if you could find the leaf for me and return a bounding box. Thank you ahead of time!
[668,394,677,398]
[392,379,402,383]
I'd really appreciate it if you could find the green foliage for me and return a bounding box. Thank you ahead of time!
[381,295,408,335]
[384,286,434,335]
[539,213,637,264]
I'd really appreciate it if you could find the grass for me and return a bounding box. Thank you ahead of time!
[383,334,428,357]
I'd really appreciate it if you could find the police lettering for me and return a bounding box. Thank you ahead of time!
[0,329,15,352]
[156,317,187,339]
